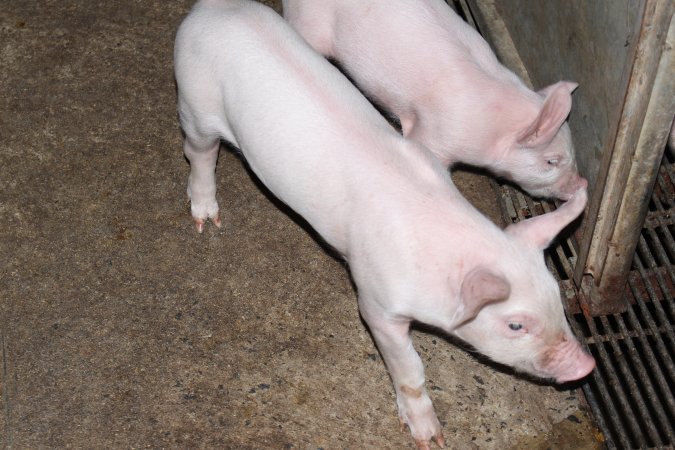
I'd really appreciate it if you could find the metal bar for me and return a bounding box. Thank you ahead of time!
[654,219,675,270]
[656,169,675,210]
[499,185,517,225]
[627,275,675,412]
[651,225,675,340]
[574,0,675,292]
[522,194,540,218]
[652,182,675,253]
[599,314,663,445]
[583,311,646,446]
[514,189,530,220]
[613,309,675,443]
[635,237,675,344]
[648,179,675,291]
[455,0,478,29]
[645,226,675,297]
[583,322,673,343]
[661,144,675,190]
[629,280,675,448]
[568,311,626,448]
[644,211,674,230]
[581,379,618,450]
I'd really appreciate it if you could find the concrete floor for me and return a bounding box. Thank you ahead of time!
[1,1,603,448]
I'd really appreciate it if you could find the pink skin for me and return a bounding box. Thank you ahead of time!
[175,2,594,447]
[541,339,596,383]
[283,0,587,200]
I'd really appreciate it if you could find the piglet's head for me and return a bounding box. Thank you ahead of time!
[454,274,595,383]
[450,188,594,383]
[497,81,587,201]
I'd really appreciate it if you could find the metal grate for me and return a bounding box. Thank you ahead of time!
[498,142,675,449]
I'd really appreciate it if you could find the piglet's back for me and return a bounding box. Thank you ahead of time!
[176,0,389,145]
[175,0,457,252]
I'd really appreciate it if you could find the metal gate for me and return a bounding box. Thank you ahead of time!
[499,142,674,448]
[460,1,675,446]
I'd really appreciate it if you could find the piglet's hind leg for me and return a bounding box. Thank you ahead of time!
[183,136,221,233]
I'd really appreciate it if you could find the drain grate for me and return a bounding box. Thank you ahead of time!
[498,143,675,449]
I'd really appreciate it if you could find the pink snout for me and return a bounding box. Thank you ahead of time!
[537,339,596,383]
[556,350,595,383]
[555,174,588,201]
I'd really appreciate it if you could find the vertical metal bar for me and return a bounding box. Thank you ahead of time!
[549,245,574,281]
[568,312,629,448]
[649,178,675,248]
[626,273,675,413]
[583,312,645,446]
[660,144,675,190]
[581,381,618,449]
[522,194,540,218]
[648,186,675,289]
[513,188,530,221]
[645,226,675,302]
[574,0,675,299]
[642,172,675,326]
[599,314,665,446]
[613,307,675,443]
[498,184,517,225]
[635,238,675,346]
[656,170,674,206]
[655,170,675,211]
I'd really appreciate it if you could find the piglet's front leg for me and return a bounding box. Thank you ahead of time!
[360,301,445,449]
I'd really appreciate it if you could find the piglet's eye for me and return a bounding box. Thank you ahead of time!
[547,159,559,166]
[508,323,523,331]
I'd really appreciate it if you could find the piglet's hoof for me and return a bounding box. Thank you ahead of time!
[414,432,445,449]
[400,417,445,449]
[192,214,221,233]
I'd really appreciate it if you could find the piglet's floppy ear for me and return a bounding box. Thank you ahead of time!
[452,268,511,328]
[517,81,578,147]
[506,187,587,250]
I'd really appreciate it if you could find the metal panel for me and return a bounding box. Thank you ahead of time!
[499,147,675,448]
[466,0,674,314]
[468,0,644,197]
[461,2,675,444]
[579,7,674,314]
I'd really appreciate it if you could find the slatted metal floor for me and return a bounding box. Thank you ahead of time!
[498,142,675,449]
